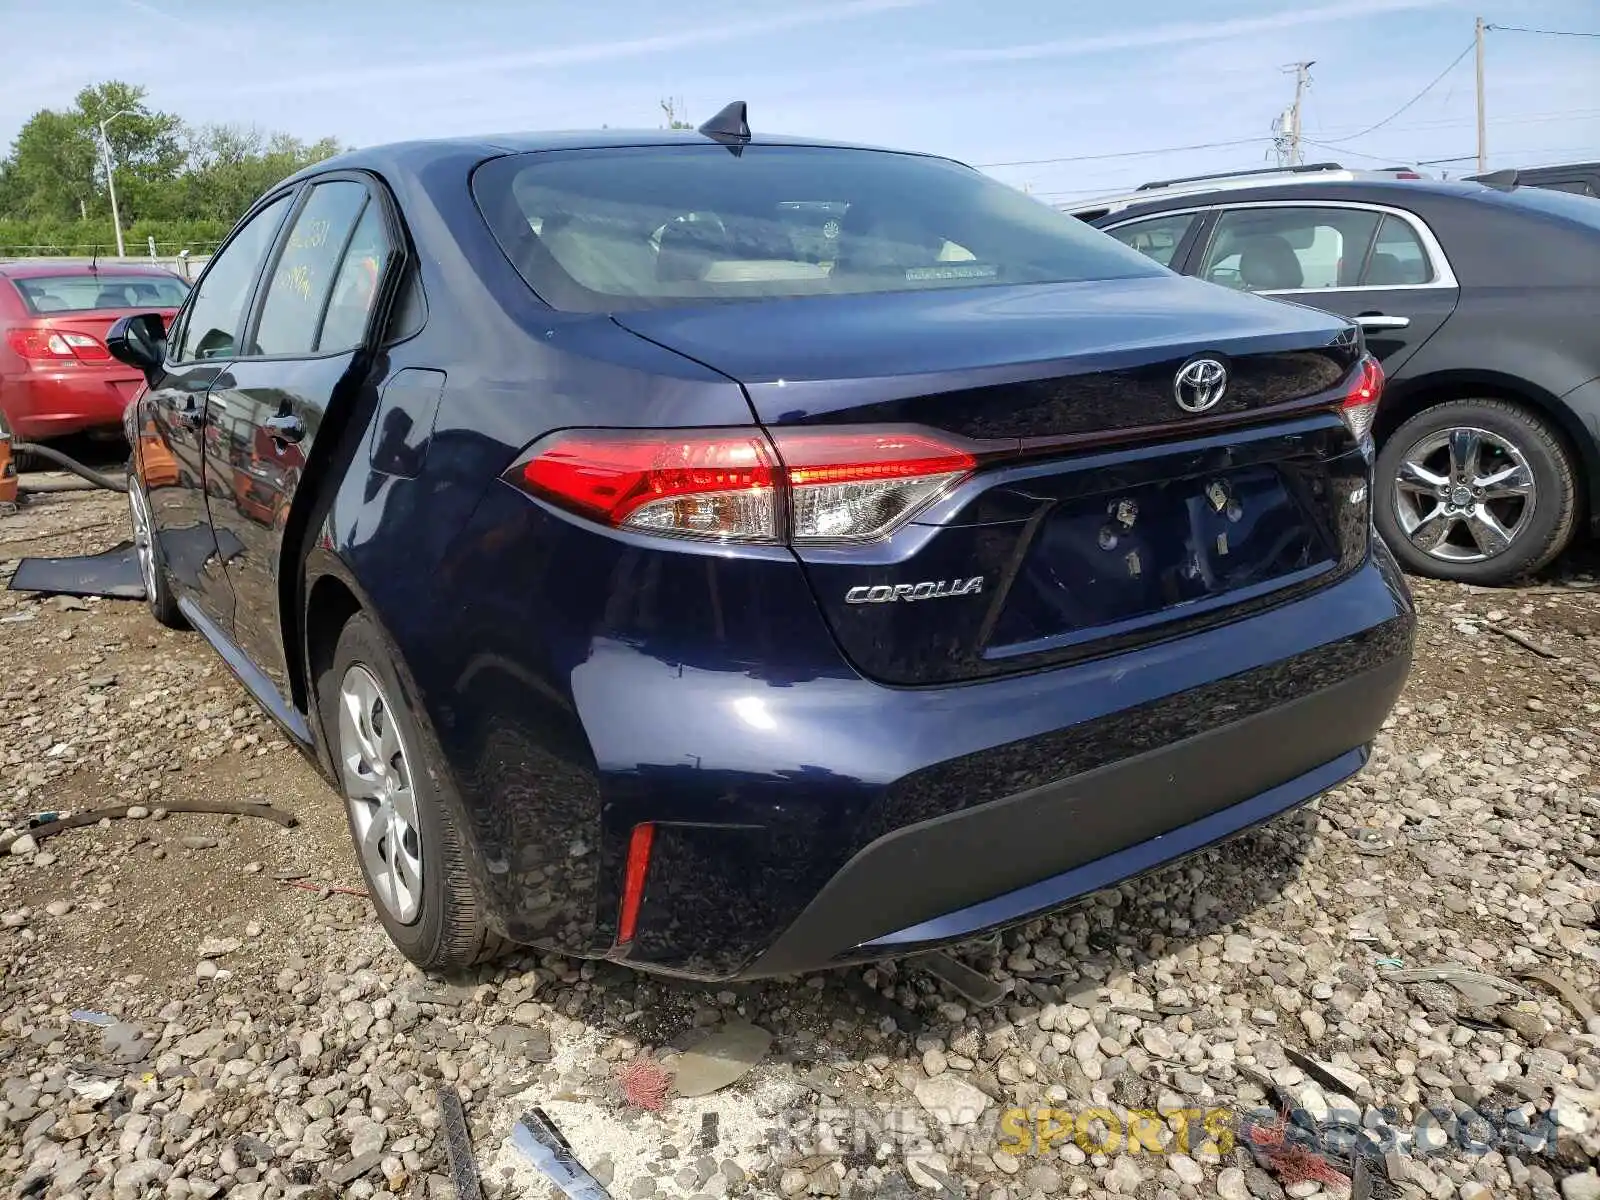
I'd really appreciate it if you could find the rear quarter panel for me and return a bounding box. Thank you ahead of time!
[302,147,768,952]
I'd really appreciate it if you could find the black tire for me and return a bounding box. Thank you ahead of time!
[127,469,186,629]
[318,612,508,972]
[1374,398,1579,585]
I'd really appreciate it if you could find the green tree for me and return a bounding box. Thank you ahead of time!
[6,108,97,220]
[0,80,346,251]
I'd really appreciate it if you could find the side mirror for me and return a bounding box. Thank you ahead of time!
[107,313,167,382]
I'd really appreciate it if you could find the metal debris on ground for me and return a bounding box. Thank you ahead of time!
[1519,968,1598,1023]
[510,1107,614,1199]
[1381,964,1532,1004]
[68,1010,113,1027]
[7,543,145,599]
[1347,827,1395,855]
[911,950,1009,1008]
[1488,622,1558,658]
[696,1111,720,1150]
[3,799,298,854]
[435,1087,483,1200]
[1284,1046,1373,1103]
[278,879,369,899]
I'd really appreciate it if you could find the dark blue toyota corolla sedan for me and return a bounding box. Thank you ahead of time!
[107,107,1414,980]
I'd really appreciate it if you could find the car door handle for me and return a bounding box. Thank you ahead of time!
[264,413,306,444]
[1354,314,1411,330]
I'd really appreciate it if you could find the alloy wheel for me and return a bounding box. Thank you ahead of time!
[127,479,159,603]
[1391,426,1537,564]
[337,664,424,924]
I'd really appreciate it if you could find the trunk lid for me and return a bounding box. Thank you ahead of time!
[614,276,1355,438]
[617,276,1370,685]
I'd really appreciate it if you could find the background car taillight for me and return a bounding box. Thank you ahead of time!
[1338,354,1384,442]
[4,326,112,364]
[511,426,979,545]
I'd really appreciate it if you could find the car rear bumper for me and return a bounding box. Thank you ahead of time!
[743,672,1392,978]
[635,553,1410,980]
[0,370,141,440]
[427,485,1414,982]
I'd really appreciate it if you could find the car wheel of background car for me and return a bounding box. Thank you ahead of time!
[319,612,507,972]
[1375,398,1578,585]
[126,468,186,629]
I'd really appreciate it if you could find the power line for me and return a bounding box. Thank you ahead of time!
[1319,107,1600,138]
[1319,41,1475,144]
[1300,137,1474,165]
[1303,135,1600,167]
[1486,24,1600,38]
[974,137,1272,169]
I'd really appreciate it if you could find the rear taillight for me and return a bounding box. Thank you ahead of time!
[513,426,978,545]
[518,429,779,541]
[4,327,111,363]
[774,429,976,543]
[1339,354,1384,441]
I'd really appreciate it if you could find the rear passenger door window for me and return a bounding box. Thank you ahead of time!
[316,201,390,351]
[1199,207,1381,292]
[250,181,371,358]
[1361,214,1433,285]
[1106,214,1197,268]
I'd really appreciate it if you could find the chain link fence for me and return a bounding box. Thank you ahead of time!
[0,240,217,279]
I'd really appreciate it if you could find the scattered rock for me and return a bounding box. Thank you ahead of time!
[912,1073,991,1126]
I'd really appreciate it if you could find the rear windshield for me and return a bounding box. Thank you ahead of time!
[11,273,190,314]
[472,144,1164,312]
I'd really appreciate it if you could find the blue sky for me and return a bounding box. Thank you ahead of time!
[4,0,1597,203]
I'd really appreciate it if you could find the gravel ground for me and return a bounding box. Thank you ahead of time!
[4,482,1600,1200]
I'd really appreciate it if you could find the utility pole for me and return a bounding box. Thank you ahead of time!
[1272,62,1315,167]
[98,109,135,258]
[1475,16,1488,173]
[659,97,689,130]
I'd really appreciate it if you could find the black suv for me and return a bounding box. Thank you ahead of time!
[1079,176,1600,585]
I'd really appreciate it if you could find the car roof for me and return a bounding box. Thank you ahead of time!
[284,129,943,185]
[1086,177,1498,223]
[0,261,186,280]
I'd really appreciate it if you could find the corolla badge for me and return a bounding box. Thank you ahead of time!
[846,577,984,604]
[1174,357,1228,413]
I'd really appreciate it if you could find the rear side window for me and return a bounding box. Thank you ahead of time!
[1362,214,1433,285]
[1200,207,1380,292]
[11,274,188,314]
[1107,214,1196,267]
[472,145,1162,312]
[177,194,291,362]
[252,181,370,357]
[317,201,391,351]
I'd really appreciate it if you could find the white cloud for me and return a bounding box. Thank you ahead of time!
[204,0,933,98]
[938,0,1461,64]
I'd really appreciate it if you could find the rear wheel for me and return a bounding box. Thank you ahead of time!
[319,612,507,971]
[127,468,186,628]
[1374,399,1578,585]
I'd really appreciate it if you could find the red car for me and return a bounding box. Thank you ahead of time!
[0,262,189,445]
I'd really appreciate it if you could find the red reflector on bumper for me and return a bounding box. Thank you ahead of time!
[617,822,656,945]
